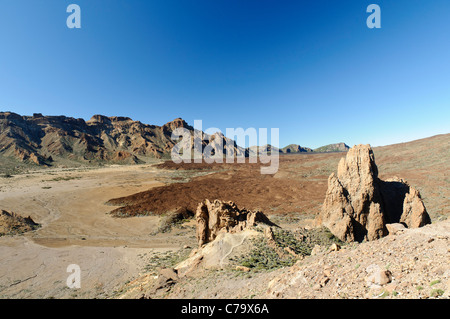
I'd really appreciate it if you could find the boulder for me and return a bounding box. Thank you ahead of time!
[385,223,406,235]
[317,144,431,242]
[366,264,393,286]
[401,186,431,227]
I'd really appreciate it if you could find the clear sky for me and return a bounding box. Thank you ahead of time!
[0,0,449,148]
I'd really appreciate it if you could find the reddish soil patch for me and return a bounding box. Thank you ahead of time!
[106,134,450,220]
[106,155,337,217]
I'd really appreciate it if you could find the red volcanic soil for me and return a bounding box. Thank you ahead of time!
[106,134,449,220]
[106,153,343,217]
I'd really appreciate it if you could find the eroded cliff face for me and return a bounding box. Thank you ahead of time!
[0,112,251,167]
[0,112,190,165]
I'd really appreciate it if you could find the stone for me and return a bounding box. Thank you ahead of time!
[0,210,40,236]
[317,144,431,242]
[195,199,275,247]
[328,243,341,252]
[235,266,251,272]
[158,268,178,282]
[311,245,324,256]
[386,223,406,235]
[401,186,431,227]
[151,268,179,294]
[284,247,298,257]
[366,264,392,286]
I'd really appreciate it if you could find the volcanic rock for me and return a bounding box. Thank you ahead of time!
[195,199,275,247]
[0,112,250,167]
[317,144,431,242]
[0,210,40,236]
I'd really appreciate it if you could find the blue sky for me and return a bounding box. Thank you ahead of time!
[0,0,449,148]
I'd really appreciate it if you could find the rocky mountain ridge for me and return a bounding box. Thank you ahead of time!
[0,112,349,169]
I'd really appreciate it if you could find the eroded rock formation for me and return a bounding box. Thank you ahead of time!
[195,199,275,247]
[317,144,431,242]
[0,210,40,236]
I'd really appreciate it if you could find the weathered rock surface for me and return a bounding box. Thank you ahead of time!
[0,210,40,236]
[264,219,450,299]
[317,144,431,242]
[195,199,275,247]
[0,112,248,168]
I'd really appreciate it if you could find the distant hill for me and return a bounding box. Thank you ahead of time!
[281,144,313,154]
[247,143,345,155]
[0,112,246,171]
[246,144,280,156]
[313,143,350,153]
[0,112,350,173]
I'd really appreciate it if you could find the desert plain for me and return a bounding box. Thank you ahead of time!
[0,134,449,299]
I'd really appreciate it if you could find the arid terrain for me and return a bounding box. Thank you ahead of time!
[0,133,448,299]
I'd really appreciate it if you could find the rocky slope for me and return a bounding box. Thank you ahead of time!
[0,112,349,172]
[265,219,450,299]
[115,217,449,300]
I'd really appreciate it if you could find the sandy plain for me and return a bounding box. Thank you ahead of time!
[0,164,196,298]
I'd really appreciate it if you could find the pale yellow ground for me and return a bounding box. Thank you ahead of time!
[0,164,186,298]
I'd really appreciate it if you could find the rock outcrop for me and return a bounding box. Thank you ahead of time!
[317,144,431,242]
[195,199,275,247]
[0,210,40,236]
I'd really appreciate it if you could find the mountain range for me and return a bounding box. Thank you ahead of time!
[0,112,349,168]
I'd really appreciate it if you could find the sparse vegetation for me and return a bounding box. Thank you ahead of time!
[232,226,344,271]
[429,279,441,286]
[46,176,81,182]
[430,289,444,298]
[154,208,194,234]
[232,236,293,271]
[0,130,448,299]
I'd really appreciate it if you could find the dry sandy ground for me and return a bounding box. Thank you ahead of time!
[0,164,193,299]
[0,134,448,299]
